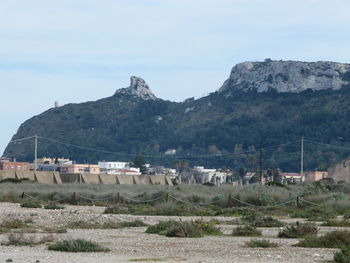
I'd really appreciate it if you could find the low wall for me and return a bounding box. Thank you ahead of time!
[0,170,173,185]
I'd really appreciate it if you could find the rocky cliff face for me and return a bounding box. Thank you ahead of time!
[115,76,157,100]
[219,59,350,95]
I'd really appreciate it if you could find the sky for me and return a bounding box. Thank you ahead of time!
[1,0,350,155]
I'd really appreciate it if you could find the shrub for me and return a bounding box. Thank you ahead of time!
[165,221,203,238]
[20,201,42,208]
[66,221,120,229]
[245,239,279,248]
[48,239,110,252]
[278,222,318,238]
[322,219,350,227]
[146,220,222,238]
[44,203,65,210]
[295,231,350,248]
[118,220,148,228]
[145,221,180,235]
[242,213,284,227]
[194,220,222,236]
[0,219,28,229]
[3,233,54,246]
[290,207,336,221]
[334,247,350,263]
[231,225,262,237]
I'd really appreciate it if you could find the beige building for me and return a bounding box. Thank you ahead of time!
[60,164,100,174]
[304,171,328,182]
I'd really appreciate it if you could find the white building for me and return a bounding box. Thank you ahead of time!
[194,166,226,184]
[98,162,140,175]
[165,149,176,155]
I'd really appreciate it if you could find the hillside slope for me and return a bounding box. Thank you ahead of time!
[4,60,350,171]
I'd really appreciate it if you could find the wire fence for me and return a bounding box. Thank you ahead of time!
[19,191,322,208]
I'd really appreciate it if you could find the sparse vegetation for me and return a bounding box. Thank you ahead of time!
[66,220,147,229]
[44,203,65,210]
[145,220,222,238]
[334,247,350,263]
[295,231,350,248]
[2,233,54,246]
[48,239,110,252]
[278,222,318,238]
[118,220,148,228]
[20,201,42,208]
[231,225,262,237]
[0,219,30,233]
[245,239,279,248]
[242,213,285,227]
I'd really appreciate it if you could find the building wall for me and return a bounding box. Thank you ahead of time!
[304,171,328,182]
[329,159,350,182]
[60,164,100,174]
[0,161,30,171]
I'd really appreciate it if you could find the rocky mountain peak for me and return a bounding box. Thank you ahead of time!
[115,76,157,100]
[218,59,350,96]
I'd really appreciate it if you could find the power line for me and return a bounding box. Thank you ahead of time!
[305,139,350,151]
[36,136,299,159]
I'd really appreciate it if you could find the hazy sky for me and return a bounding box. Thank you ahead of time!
[1,0,350,155]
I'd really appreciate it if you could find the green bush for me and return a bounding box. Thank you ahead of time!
[48,239,110,252]
[334,247,350,263]
[20,201,42,208]
[231,225,262,237]
[245,239,279,248]
[295,231,350,248]
[278,222,318,238]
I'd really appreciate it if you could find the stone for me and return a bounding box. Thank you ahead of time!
[218,59,350,95]
[115,76,157,100]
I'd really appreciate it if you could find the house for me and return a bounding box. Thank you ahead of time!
[165,149,176,155]
[60,164,100,174]
[98,162,140,175]
[304,171,328,182]
[0,160,30,171]
[193,166,226,184]
[280,172,302,183]
[37,157,71,165]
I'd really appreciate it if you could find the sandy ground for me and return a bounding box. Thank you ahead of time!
[0,202,341,263]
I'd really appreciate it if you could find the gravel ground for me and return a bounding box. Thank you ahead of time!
[0,202,340,263]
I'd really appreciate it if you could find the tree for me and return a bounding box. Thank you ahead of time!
[133,152,147,174]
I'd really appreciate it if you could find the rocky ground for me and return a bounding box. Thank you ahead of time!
[0,202,340,263]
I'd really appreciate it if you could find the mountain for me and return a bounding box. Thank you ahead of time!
[4,60,350,171]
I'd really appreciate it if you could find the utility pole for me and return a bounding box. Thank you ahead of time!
[259,148,263,185]
[34,135,38,172]
[300,136,304,182]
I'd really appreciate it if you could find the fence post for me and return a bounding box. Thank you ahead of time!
[166,193,169,203]
[116,192,120,204]
[228,194,232,208]
[73,192,76,203]
[296,196,301,208]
